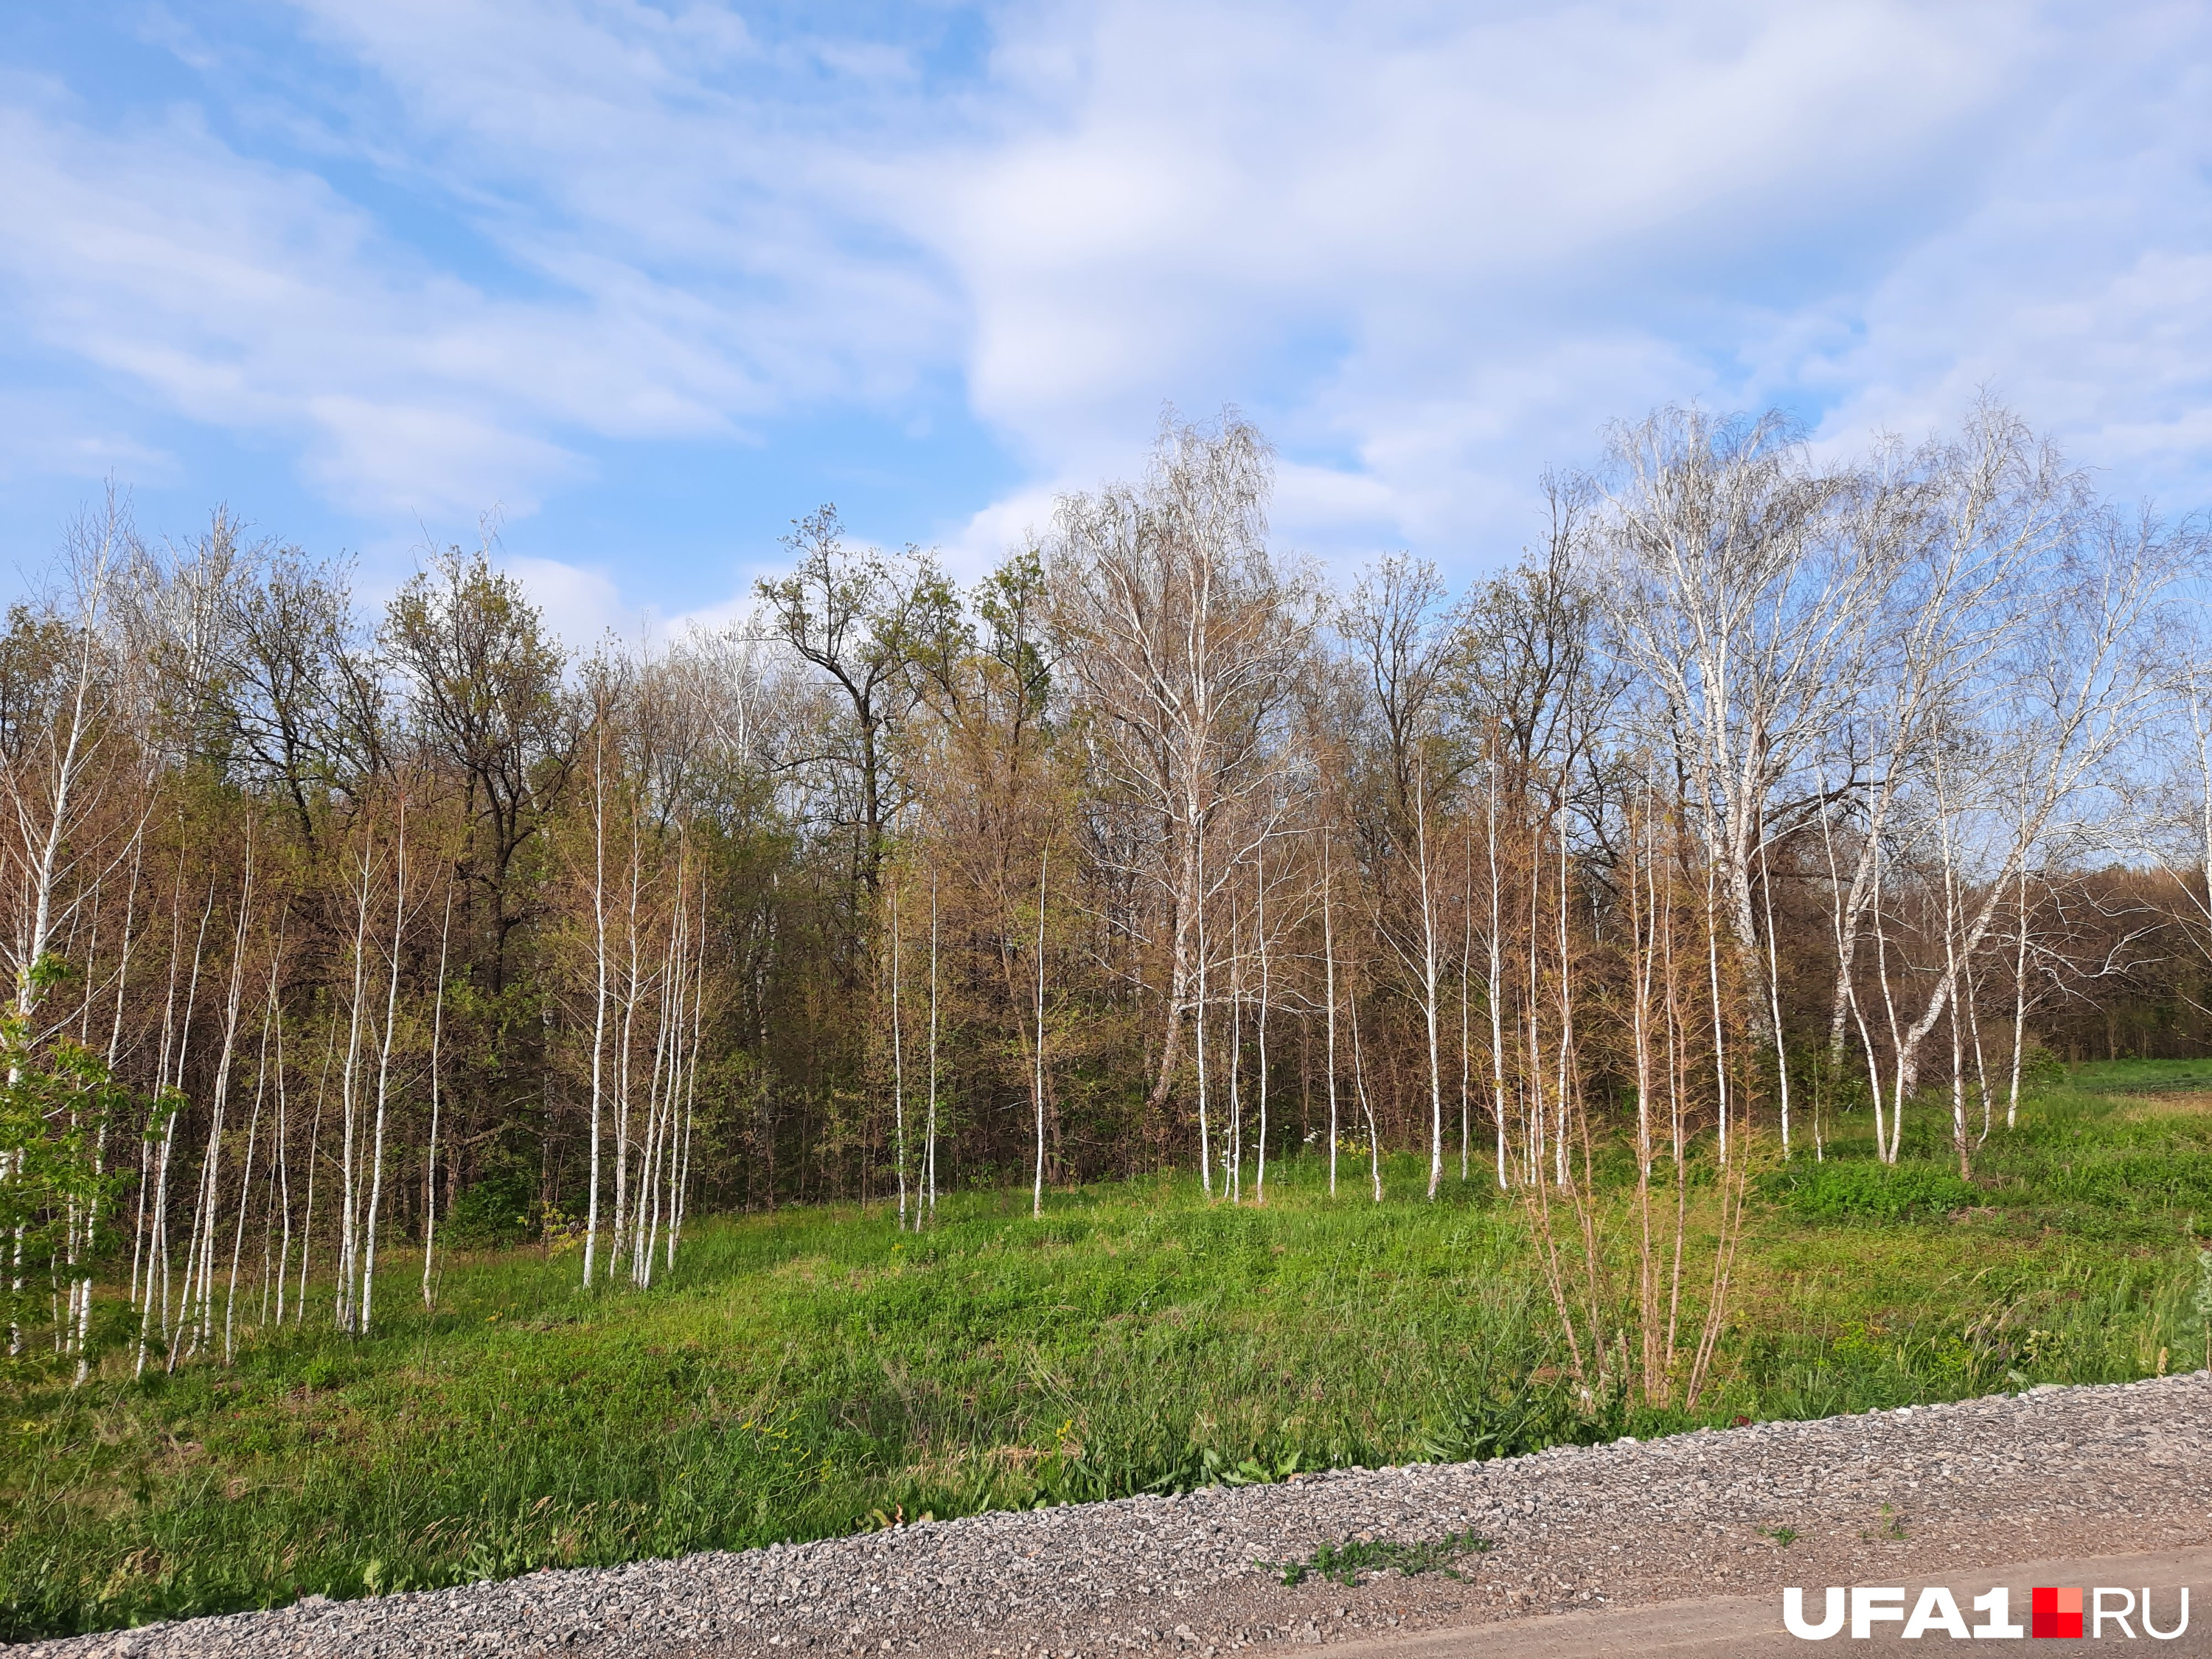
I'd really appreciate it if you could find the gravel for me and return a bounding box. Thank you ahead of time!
[19,1371,2211,1659]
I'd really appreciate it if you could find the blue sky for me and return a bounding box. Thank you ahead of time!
[3,1,2209,640]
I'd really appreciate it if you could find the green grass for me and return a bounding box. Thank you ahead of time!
[7,1063,2211,1640]
[1264,1527,1492,1586]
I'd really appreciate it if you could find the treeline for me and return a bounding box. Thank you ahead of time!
[4,404,2209,1391]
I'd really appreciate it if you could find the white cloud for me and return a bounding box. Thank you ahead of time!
[0,385,179,488]
[1790,38,2212,502]
[497,552,643,653]
[892,0,2212,560]
[4,0,2210,590]
[0,37,938,522]
[937,481,1068,581]
[908,3,2025,421]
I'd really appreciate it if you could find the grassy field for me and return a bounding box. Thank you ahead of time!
[7,1060,2212,1639]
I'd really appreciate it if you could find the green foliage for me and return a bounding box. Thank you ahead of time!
[1730,1061,2212,1416]
[2017,1041,2067,1091]
[7,1068,2212,1642]
[439,1166,537,1249]
[1757,1160,1975,1222]
[1418,1366,1615,1461]
[0,1163,1551,1637]
[1265,1528,1490,1587]
[0,993,138,1368]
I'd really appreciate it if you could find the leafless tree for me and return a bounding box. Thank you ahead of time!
[1049,413,1315,1174]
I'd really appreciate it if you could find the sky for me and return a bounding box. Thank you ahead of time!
[2,1,2209,642]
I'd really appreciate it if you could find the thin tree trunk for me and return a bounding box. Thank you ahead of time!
[423,882,453,1309]
[1226,909,1243,1204]
[927,873,939,1220]
[225,974,276,1363]
[669,870,708,1270]
[360,798,406,1337]
[891,880,908,1231]
[1703,812,1731,1168]
[132,853,187,1319]
[166,878,218,1350]
[336,842,372,1329]
[1554,821,1573,1190]
[1255,855,1270,1204]
[1486,760,1509,1191]
[1661,827,1688,1385]
[585,726,611,1288]
[636,906,679,1285]
[1629,782,1658,1401]
[1526,831,1545,1189]
[296,1019,335,1324]
[1966,954,1993,1145]
[274,999,292,1326]
[182,873,256,1366]
[80,814,145,1373]
[1349,973,1382,1203]
[1417,767,1444,1201]
[1872,838,1907,1164]
[1459,837,1472,1185]
[2006,865,2030,1130]
[1196,889,1212,1199]
[1032,846,1048,1220]
[614,802,644,1277]
[1757,827,1791,1157]
[1322,835,1340,1199]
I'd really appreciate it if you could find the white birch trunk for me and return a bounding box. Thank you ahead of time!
[336,844,372,1328]
[360,799,406,1337]
[1032,846,1048,1220]
[1416,770,1444,1200]
[927,874,939,1220]
[1322,837,1339,1198]
[1486,764,1509,1190]
[1349,975,1382,1203]
[585,728,610,1287]
[423,883,453,1309]
[1255,856,1270,1204]
[891,880,908,1230]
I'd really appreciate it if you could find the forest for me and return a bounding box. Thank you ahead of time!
[4,400,2210,1402]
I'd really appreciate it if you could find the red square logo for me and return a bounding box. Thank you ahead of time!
[2031,1587,2084,1638]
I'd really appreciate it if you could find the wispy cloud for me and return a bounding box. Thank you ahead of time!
[0,0,2206,621]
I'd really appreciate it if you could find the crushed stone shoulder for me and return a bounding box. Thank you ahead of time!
[21,1372,2211,1658]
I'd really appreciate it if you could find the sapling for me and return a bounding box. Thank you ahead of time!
[359,796,406,1336]
[1225,894,1242,1203]
[1484,748,1509,1190]
[1416,762,1445,1201]
[1321,834,1339,1198]
[1032,845,1048,1220]
[1349,970,1381,1204]
[927,873,939,1221]
[1254,853,1270,1204]
[890,879,907,1231]
[422,883,453,1309]
[585,712,611,1290]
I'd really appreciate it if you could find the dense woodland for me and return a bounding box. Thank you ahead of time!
[5,404,2211,1395]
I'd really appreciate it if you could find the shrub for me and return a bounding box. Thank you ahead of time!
[441,1166,538,1249]
[1759,1160,1974,1223]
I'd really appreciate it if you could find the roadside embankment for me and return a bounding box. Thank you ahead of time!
[19,1372,2209,1659]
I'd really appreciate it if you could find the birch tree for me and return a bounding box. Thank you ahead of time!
[1049,414,1314,1165]
[1593,408,1890,1088]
